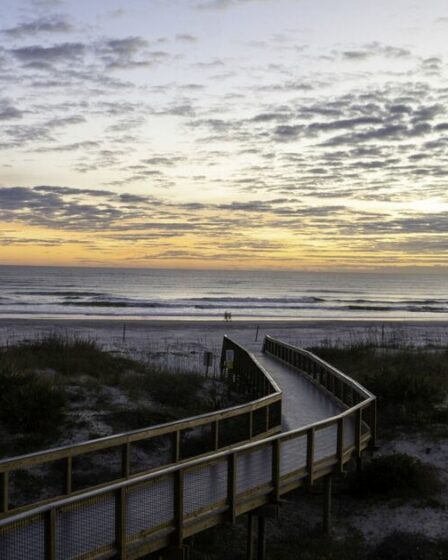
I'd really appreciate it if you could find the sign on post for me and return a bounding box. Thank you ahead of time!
[203,351,214,377]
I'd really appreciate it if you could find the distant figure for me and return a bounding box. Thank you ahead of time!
[224,311,229,321]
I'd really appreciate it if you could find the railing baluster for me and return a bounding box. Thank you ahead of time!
[0,471,8,514]
[228,453,237,524]
[115,487,126,558]
[355,409,362,458]
[44,508,56,560]
[121,443,130,479]
[336,418,344,472]
[64,456,72,495]
[272,440,281,502]
[306,427,315,486]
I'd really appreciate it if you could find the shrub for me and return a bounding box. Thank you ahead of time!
[0,333,144,379]
[373,532,448,560]
[308,344,448,425]
[0,365,66,436]
[141,369,204,410]
[350,453,441,500]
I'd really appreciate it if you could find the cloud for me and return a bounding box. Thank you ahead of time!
[196,0,271,9]
[10,42,86,64]
[0,99,23,120]
[176,34,197,42]
[2,16,73,38]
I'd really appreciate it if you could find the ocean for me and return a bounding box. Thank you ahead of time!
[0,266,447,321]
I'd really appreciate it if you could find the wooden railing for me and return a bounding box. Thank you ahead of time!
[0,337,282,519]
[0,337,376,560]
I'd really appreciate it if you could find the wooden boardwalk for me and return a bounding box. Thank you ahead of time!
[0,336,376,560]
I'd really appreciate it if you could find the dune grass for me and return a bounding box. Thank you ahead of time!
[307,340,448,427]
[0,333,228,457]
[348,453,442,500]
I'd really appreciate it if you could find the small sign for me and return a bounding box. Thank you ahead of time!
[203,351,214,367]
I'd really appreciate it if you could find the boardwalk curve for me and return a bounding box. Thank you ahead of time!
[0,335,376,559]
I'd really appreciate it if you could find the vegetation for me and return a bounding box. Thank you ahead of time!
[348,453,441,500]
[373,532,448,560]
[0,365,66,438]
[307,339,448,427]
[0,333,230,458]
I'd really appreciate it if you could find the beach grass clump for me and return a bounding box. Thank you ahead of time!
[308,343,448,425]
[0,333,144,380]
[349,453,441,500]
[0,364,66,436]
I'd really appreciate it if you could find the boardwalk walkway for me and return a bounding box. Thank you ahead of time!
[0,336,375,560]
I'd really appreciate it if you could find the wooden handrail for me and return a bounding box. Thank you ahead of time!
[0,336,376,560]
[0,336,282,517]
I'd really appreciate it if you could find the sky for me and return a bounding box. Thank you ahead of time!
[1,0,448,270]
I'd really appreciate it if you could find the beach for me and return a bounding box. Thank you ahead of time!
[1,317,447,373]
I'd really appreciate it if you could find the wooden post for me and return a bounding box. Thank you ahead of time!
[173,431,181,463]
[228,453,237,524]
[212,420,219,451]
[322,475,332,535]
[64,456,72,495]
[272,440,281,503]
[115,487,126,559]
[257,515,266,560]
[44,509,56,560]
[247,514,257,560]
[336,418,344,473]
[355,409,362,459]
[121,442,131,478]
[0,471,8,514]
[370,400,377,449]
[306,427,315,486]
[249,410,254,439]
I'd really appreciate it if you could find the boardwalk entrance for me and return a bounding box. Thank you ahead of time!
[0,336,376,560]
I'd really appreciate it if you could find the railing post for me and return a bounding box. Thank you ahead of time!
[228,453,237,524]
[272,440,281,503]
[64,456,72,495]
[211,420,219,451]
[115,487,126,558]
[355,409,362,458]
[336,418,344,472]
[249,410,254,439]
[306,427,315,486]
[173,431,181,463]
[370,400,377,449]
[121,443,131,479]
[0,471,8,514]
[44,508,56,560]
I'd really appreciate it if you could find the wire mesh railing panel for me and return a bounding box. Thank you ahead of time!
[56,493,115,559]
[237,445,272,494]
[280,434,307,477]
[126,475,174,538]
[0,514,45,560]
[314,425,337,462]
[184,459,227,516]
